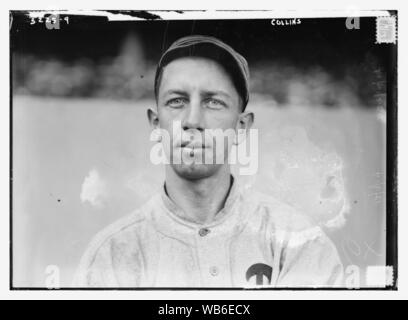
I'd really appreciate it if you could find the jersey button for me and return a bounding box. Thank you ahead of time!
[199,228,210,237]
[210,266,219,277]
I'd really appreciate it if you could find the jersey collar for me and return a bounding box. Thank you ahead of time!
[160,175,241,228]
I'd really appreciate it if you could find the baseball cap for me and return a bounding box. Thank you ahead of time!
[154,35,250,110]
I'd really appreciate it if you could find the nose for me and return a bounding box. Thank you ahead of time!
[182,98,204,131]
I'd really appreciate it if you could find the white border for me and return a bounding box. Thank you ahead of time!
[2,0,406,300]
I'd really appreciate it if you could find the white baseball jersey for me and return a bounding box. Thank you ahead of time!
[74,179,343,288]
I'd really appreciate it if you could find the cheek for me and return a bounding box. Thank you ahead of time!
[157,109,175,130]
[157,110,184,144]
[206,112,239,130]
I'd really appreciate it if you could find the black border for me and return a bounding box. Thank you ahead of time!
[9,10,398,291]
[385,11,398,290]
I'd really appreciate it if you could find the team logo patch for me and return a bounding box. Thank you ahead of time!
[246,263,273,285]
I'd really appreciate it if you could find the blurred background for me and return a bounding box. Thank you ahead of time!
[11,13,391,287]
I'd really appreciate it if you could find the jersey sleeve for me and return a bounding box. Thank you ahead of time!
[275,227,344,288]
[72,210,146,288]
[72,238,119,288]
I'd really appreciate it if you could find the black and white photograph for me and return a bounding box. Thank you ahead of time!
[10,9,397,291]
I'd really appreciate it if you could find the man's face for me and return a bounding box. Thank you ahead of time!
[153,57,244,180]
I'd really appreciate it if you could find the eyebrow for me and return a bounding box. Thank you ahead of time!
[201,90,232,99]
[162,90,189,97]
[162,89,232,98]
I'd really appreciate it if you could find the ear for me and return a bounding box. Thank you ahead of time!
[235,111,254,145]
[147,107,160,129]
[237,111,254,131]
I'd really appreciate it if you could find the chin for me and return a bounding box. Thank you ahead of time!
[171,163,223,181]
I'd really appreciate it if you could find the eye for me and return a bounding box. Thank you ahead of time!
[205,98,226,110]
[166,97,187,108]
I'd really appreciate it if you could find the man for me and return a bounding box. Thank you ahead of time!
[74,35,343,288]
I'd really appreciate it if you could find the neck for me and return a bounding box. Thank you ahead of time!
[164,166,233,224]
